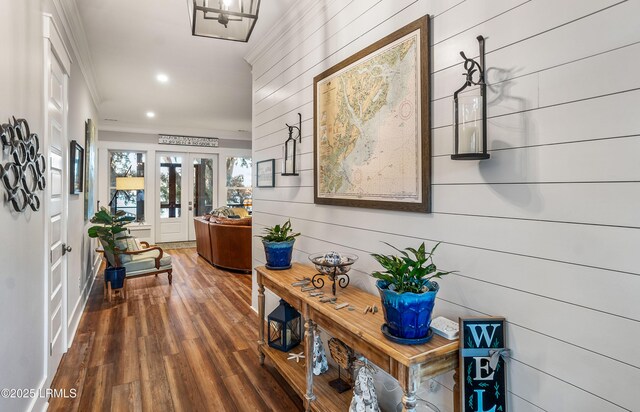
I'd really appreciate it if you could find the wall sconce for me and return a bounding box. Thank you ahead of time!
[452,35,490,160]
[282,113,301,176]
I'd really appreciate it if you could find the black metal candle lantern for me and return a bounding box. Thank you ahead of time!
[452,35,490,160]
[281,113,301,176]
[268,299,302,352]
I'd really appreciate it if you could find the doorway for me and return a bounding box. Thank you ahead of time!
[157,152,217,242]
[44,15,70,387]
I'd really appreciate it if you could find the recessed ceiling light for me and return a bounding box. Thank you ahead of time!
[156,73,169,83]
[146,111,156,118]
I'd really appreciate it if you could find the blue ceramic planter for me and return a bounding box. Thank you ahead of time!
[376,280,439,339]
[263,240,295,269]
[105,267,126,289]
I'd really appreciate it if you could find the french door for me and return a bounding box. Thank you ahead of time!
[157,152,217,242]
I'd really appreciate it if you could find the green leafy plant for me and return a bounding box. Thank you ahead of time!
[257,219,300,242]
[371,242,455,293]
[87,207,135,256]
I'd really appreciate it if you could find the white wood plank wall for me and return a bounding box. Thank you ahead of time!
[246,0,640,410]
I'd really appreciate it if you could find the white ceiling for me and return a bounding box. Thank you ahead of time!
[75,0,294,139]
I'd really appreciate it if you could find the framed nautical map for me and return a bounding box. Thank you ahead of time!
[313,16,430,213]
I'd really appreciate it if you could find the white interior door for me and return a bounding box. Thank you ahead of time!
[188,154,218,240]
[157,152,188,242]
[45,34,69,380]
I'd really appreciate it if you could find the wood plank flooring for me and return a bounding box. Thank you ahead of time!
[50,248,303,412]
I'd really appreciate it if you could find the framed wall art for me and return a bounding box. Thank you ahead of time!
[84,119,96,220]
[256,159,275,187]
[69,140,84,194]
[313,16,430,213]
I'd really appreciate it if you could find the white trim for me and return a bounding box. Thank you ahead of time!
[43,13,72,74]
[43,11,73,392]
[244,0,324,66]
[67,255,100,347]
[51,0,102,109]
[26,376,47,412]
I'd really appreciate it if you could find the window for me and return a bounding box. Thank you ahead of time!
[109,151,145,221]
[226,157,252,209]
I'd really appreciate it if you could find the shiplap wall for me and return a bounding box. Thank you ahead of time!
[246,0,640,410]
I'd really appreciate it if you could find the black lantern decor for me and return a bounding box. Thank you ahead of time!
[452,35,490,160]
[281,113,301,176]
[268,299,302,352]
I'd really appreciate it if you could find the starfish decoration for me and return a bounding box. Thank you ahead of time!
[287,352,305,363]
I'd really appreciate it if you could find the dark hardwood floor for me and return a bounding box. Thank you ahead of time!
[50,248,303,412]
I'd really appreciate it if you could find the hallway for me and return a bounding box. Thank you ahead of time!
[49,249,302,412]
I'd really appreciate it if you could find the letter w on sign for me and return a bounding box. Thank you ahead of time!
[459,317,508,412]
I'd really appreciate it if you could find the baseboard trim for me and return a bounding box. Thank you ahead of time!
[26,375,47,412]
[67,255,100,348]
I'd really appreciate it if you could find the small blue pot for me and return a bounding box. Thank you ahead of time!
[105,267,126,289]
[263,240,295,269]
[376,280,439,339]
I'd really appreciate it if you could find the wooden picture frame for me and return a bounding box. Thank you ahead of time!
[69,140,84,194]
[84,119,96,220]
[256,159,275,187]
[313,15,430,213]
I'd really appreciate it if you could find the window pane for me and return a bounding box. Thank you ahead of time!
[226,157,252,213]
[226,157,252,188]
[109,151,145,221]
[227,188,252,207]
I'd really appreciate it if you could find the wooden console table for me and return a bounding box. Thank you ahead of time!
[256,263,460,412]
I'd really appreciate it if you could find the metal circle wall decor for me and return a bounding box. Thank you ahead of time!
[0,117,46,212]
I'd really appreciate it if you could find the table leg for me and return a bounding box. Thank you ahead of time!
[303,318,316,411]
[258,281,266,365]
[453,368,460,412]
[402,365,419,412]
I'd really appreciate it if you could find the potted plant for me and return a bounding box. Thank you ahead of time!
[372,242,455,341]
[88,207,135,289]
[257,219,300,269]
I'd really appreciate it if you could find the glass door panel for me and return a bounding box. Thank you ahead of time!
[192,157,214,217]
[158,153,187,242]
[188,154,217,240]
[160,156,182,218]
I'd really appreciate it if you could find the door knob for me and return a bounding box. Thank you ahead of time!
[62,243,72,255]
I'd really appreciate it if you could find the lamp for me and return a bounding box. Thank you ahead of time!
[187,0,261,42]
[109,177,145,215]
[451,35,490,160]
[267,299,302,352]
[281,113,301,176]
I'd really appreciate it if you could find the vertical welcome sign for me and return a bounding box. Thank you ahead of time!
[460,317,508,412]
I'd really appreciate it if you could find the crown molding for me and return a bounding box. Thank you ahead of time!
[244,0,325,66]
[52,0,102,109]
[98,122,252,141]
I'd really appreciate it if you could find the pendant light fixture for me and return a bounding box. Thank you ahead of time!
[188,0,261,42]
